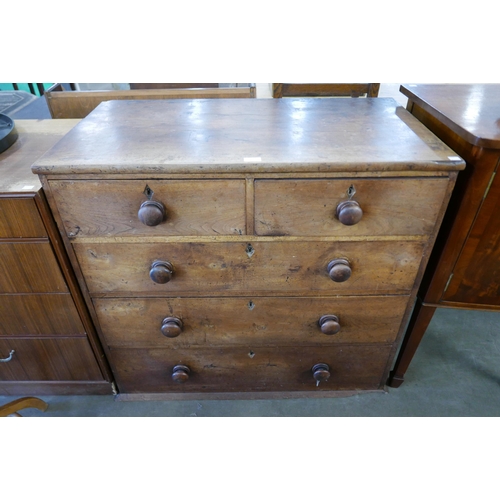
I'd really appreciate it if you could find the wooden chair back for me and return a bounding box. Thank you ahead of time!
[45,86,256,119]
[273,83,380,98]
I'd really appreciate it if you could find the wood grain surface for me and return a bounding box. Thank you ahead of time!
[74,240,425,296]
[0,242,68,293]
[0,197,47,238]
[32,99,465,175]
[93,295,409,347]
[0,294,85,336]
[107,345,392,393]
[255,177,449,236]
[0,338,104,381]
[49,179,246,237]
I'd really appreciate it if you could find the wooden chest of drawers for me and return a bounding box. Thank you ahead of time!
[0,120,113,395]
[33,99,464,398]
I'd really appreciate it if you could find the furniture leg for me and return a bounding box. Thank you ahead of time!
[0,397,48,417]
[388,298,437,387]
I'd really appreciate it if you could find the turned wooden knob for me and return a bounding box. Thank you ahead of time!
[172,365,190,383]
[150,261,174,284]
[138,200,165,226]
[336,200,363,226]
[319,315,341,335]
[312,363,330,384]
[161,317,183,338]
[327,259,351,282]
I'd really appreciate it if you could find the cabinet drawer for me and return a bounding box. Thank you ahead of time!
[76,240,424,296]
[0,198,47,238]
[107,345,392,393]
[0,294,85,337]
[0,242,68,293]
[0,338,103,381]
[49,180,246,237]
[94,295,408,347]
[254,178,449,236]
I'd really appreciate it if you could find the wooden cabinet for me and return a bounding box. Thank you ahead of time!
[388,85,500,387]
[0,121,113,395]
[33,99,464,398]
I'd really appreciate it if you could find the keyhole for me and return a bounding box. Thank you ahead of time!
[246,243,255,258]
[144,185,154,200]
[248,301,255,310]
[347,185,356,199]
[248,351,255,359]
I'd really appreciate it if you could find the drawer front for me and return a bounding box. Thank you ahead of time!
[94,295,408,347]
[0,294,85,337]
[0,242,68,293]
[0,338,103,381]
[0,198,47,238]
[254,178,449,236]
[49,180,246,237]
[75,240,424,296]
[107,345,392,393]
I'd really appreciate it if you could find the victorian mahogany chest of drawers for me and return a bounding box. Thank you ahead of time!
[0,120,112,395]
[32,98,464,398]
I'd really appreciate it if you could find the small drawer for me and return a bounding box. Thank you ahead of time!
[0,242,68,293]
[94,295,408,347]
[75,240,424,296]
[254,177,449,236]
[0,338,103,382]
[0,198,47,239]
[107,345,392,393]
[49,180,246,237]
[0,294,85,337]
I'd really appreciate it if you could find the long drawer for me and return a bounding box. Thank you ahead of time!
[0,338,104,381]
[0,294,85,336]
[49,179,247,237]
[0,242,68,293]
[94,295,408,347]
[107,345,392,393]
[75,240,425,296]
[254,177,449,236]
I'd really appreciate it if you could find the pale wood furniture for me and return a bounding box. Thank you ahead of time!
[0,397,48,417]
[273,83,380,98]
[389,84,500,387]
[45,86,256,119]
[0,120,113,396]
[33,98,463,399]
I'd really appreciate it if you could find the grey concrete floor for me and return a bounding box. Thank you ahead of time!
[3,307,499,416]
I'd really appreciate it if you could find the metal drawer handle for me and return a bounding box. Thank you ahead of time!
[0,350,15,363]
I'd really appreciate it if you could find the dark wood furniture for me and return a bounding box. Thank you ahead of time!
[45,86,256,119]
[273,83,380,98]
[0,120,113,395]
[388,84,500,387]
[33,98,463,399]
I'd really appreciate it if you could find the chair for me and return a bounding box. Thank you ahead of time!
[272,83,380,98]
[0,397,48,417]
[45,84,257,119]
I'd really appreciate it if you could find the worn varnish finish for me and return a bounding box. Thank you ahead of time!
[74,240,425,296]
[94,295,409,347]
[0,120,113,395]
[389,84,500,387]
[254,178,449,237]
[34,99,464,398]
[50,179,247,237]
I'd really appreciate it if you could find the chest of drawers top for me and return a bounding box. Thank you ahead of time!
[32,98,463,175]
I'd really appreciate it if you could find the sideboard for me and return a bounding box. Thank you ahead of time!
[32,98,464,399]
[389,84,500,387]
[0,120,113,395]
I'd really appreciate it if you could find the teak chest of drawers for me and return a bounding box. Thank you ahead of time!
[0,120,113,396]
[33,98,464,399]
